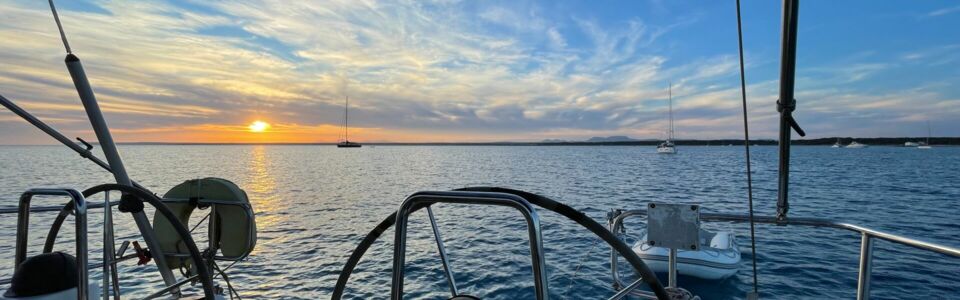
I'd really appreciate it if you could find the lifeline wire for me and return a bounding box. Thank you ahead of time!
[735,0,760,295]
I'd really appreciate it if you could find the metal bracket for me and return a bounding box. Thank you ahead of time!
[646,203,700,250]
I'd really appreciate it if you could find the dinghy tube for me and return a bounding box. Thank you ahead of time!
[633,230,741,280]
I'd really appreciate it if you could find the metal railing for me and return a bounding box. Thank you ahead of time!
[0,200,118,214]
[12,188,89,300]
[392,191,549,300]
[608,209,960,300]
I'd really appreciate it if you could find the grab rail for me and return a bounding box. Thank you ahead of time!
[607,209,960,300]
[392,191,549,300]
[0,200,118,214]
[13,188,89,300]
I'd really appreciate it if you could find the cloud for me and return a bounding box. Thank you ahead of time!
[0,0,958,144]
[928,5,960,17]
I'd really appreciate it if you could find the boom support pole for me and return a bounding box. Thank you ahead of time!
[63,53,181,291]
[776,0,801,220]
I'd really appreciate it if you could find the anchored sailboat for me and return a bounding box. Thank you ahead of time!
[657,84,677,154]
[846,140,868,148]
[918,121,933,149]
[337,96,361,148]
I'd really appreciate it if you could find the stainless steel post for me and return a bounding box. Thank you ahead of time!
[609,278,648,300]
[75,191,89,300]
[102,191,117,300]
[856,233,873,300]
[426,206,459,297]
[668,248,678,288]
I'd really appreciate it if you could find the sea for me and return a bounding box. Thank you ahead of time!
[0,145,958,299]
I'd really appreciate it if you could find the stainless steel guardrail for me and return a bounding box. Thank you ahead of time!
[608,209,960,300]
[13,188,89,300]
[392,191,549,300]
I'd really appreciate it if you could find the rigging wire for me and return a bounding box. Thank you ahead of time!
[564,237,602,299]
[735,0,760,296]
[47,0,72,53]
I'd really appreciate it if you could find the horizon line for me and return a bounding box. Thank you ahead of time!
[2,136,957,146]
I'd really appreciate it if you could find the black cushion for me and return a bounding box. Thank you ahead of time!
[3,252,78,297]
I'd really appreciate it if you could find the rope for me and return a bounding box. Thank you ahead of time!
[214,261,242,300]
[190,212,211,233]
[735,0,760,295]
[566,240,600,297]
[564,238,601,299]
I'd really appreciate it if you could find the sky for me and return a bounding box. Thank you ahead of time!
[1,0,958,144]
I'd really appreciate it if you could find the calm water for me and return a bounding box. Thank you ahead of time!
[1,145,958,299]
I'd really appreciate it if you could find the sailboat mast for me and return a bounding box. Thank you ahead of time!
[926,121,931,145]
[46,0,183,290]
[344,96,349,141]
[669,83,674,140]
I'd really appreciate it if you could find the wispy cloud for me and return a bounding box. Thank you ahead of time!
[928,5,960,17]
[0,0,958,144]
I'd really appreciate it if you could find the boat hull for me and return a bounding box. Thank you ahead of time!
[845,142,868,148]
[633,232,740,280]
[656,146,677,154]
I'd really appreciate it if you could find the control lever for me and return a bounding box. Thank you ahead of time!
[116,240,130,257]
[777,98,806,137]
[76,137,93,151]
[132,241,152,265]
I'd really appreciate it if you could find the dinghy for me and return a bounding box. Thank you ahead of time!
[632,230,741,280]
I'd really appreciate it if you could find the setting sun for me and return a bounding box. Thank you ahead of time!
[248,120,270,133]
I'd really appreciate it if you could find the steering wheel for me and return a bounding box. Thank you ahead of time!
[42,183,216,299]
[332,187,668,300]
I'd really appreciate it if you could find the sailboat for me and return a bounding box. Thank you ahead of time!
[918,121,933,149]
[846,140,868,148]
[337,96,361,148]
[657,84,677,154]
[832,138,842,148]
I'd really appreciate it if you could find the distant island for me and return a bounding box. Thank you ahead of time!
[110,136,960,146]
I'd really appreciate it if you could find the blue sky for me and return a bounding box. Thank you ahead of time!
[0,0,958,143]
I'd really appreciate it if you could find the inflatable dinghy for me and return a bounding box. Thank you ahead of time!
[632,229,740,280]
[152,178,257,272]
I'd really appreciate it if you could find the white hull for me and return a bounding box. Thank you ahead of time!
[846,142,868,148]
[918,145,932,149]
[633,231,740,280]
[657,146,677,154]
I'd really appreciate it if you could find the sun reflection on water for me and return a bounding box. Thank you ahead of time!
[244,145,284,244]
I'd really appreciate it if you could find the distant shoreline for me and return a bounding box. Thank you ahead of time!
[5,137,957,146]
